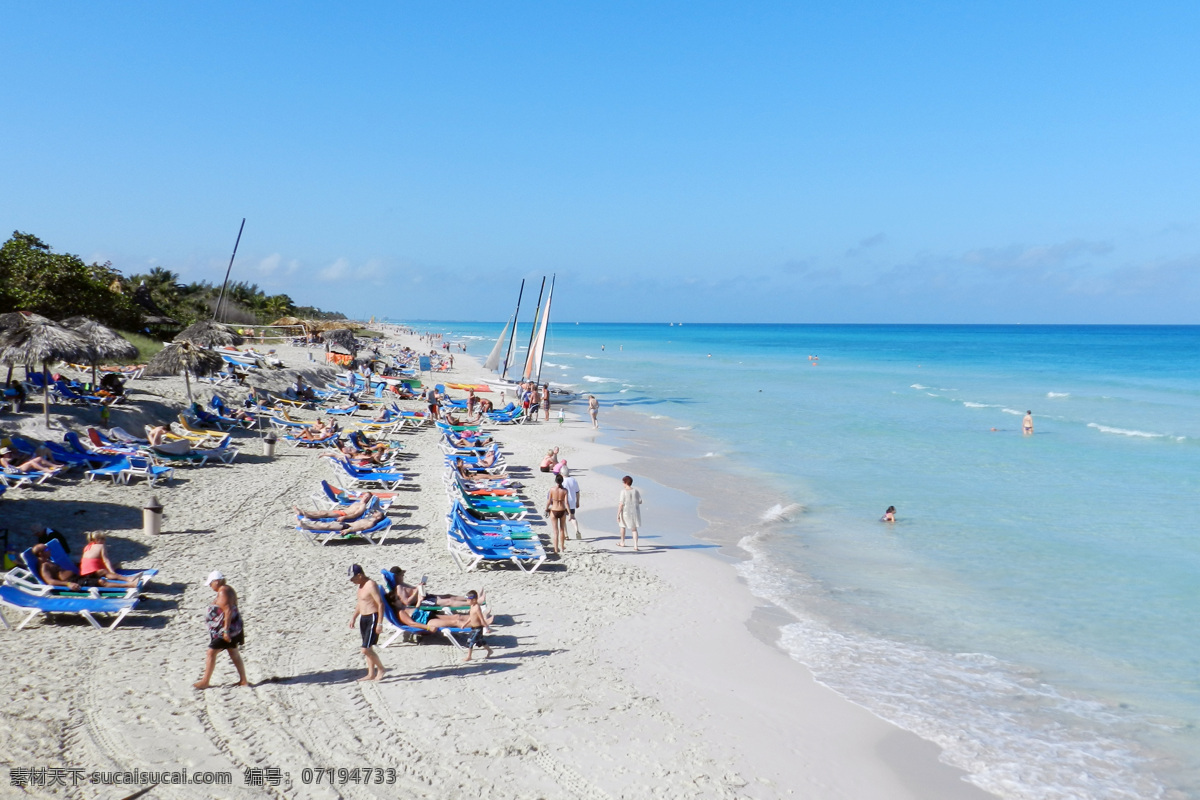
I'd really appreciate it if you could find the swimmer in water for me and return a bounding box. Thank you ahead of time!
[881,506,896,523]
[1023,411,1034,436]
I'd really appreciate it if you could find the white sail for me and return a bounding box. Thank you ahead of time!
[483,315,511,372]
[524,280,554,382]
[502,319,519,377]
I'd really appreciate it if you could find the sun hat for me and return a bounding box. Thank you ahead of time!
[205,570,225,584]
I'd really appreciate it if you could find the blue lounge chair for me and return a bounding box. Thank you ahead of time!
[86,457,132,485]
[0,584,139,631]
[374,581,474,650]
[445,515,546,573]
[326,457,404,490]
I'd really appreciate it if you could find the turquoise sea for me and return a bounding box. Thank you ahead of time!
[413,321,1200,799]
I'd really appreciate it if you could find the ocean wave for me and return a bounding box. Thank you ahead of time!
[700,451,717,458]
[911,383,930,390]
[760,503,804,523]
[649,415,665,419]
[1047,392,1070,398]
[619,389,629,393]
[583,375,619,383]
[1087,423,1165,439]
[1001,408,1023,416]
[584,355,597,359]
[733,532,1162,800]
[962,401,998,409]
[675,425,693,431]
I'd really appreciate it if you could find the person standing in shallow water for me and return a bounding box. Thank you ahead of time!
[617,475,643,551]
[1023,411,1034,435]
[881,506,896,523]
[588,395,599,429]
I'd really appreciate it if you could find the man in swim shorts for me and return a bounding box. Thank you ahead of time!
[293,492,374,524]
[348,564,386,681]
[1023,411,1034,436]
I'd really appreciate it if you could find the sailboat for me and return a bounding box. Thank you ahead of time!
[485,276,579,403]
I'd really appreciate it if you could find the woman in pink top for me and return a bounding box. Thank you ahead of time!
[78,532,139,587]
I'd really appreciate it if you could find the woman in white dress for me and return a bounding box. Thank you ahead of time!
[616,475,642,551]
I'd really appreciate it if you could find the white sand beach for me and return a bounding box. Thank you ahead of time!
[0,329,996,799]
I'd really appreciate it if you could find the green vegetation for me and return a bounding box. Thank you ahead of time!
[0,232,144,328]
[115,330,166,363]
[125,266,347,328]
[0,231,348,330]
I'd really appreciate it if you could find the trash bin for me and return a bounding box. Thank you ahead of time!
[263,431,278,458]
[143,496,164,536]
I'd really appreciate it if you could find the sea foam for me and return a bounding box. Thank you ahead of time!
[734,532,1162,800]
[760,503,804,523]
[1087,423,1164,439]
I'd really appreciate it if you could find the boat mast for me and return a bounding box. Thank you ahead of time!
[500,279,525,381]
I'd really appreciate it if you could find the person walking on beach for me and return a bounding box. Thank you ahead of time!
[348,564,386,682]
[588,395,599,429]
[546,474,570,555]
[543,383,551,422]
[561,466,582,539]
[461,590,494,663]
[194,571,248,690]
[617,475,642,551]
[1023,411,1034,435]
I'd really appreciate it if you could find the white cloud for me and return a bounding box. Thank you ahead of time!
[318,256,389,284]
[257,253,282,274]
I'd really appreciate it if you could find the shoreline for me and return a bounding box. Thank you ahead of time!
[567,406,996,800]
[435,340,998,798]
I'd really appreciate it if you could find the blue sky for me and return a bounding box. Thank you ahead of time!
[3,2,1198,323]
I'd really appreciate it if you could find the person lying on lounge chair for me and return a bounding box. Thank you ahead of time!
[386,567,482,608]
[294,492,374,522]
[298,418,334,441]
[32,543,137,590]
[337,440,386,467]
[473,449,500,469]
[146,425,171,446]
[297,507,385,533]
[446,431,493,448]
[423,593,494,631]
[440,411,476,427]
[348,431,390,460]
[455,458,505,480]
[0,446,60,474]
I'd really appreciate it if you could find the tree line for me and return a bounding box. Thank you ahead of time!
[0,231,346,332]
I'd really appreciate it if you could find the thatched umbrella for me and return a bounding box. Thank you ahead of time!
[61,317,139,387]
[0,317,93,427]
[145,341,225,402]
[0,312,49,383]
[322,328,360,355]
[175,321,244,348]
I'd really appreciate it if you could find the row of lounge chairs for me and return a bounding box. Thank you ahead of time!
[437,421,545,573]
